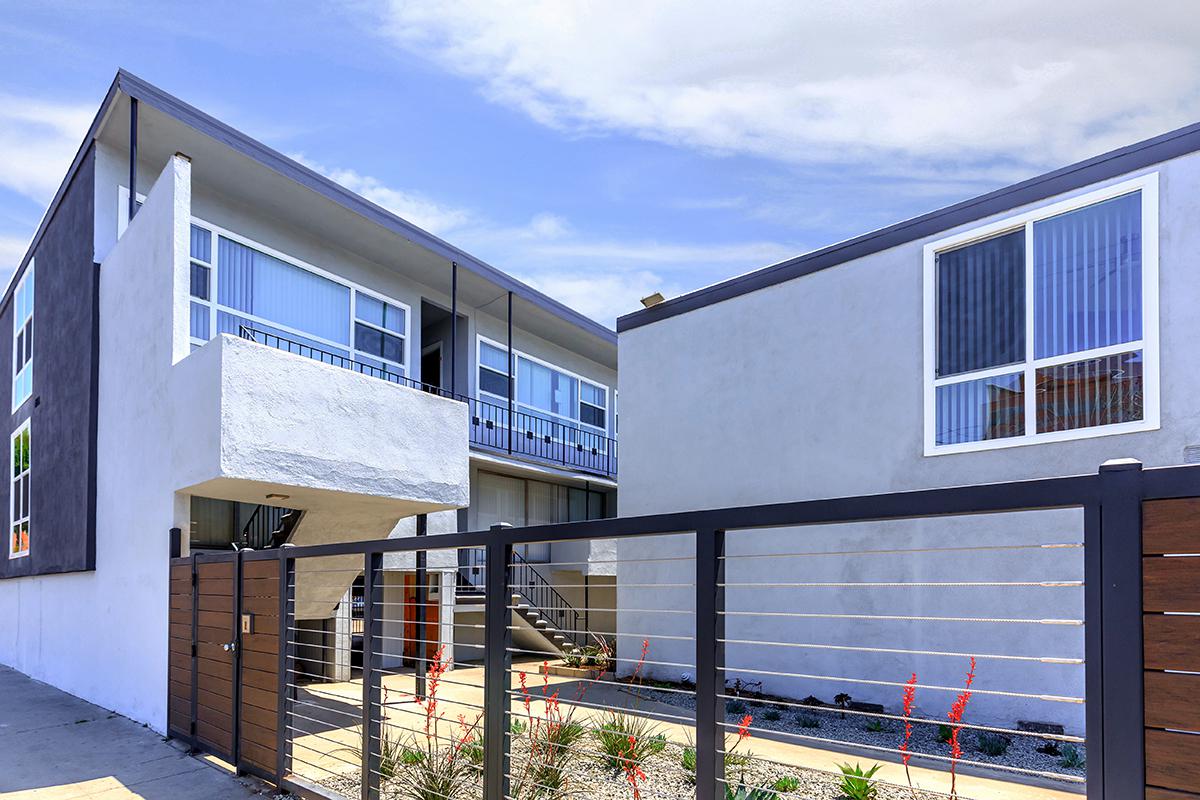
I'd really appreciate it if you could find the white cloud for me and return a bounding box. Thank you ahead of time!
[291,153,795,324]
[376,2,1200,173]
[0,233,29,273]
[0,97,93,202]
[291,154,474,235]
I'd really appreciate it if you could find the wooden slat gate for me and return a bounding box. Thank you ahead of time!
[168,551,282,781]
[1142,500,1200,799]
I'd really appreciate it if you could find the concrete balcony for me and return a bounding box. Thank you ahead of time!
[171,332,470,522]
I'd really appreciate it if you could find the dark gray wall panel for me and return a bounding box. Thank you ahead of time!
[0,145,98,579]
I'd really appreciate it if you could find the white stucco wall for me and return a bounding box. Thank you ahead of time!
[0,156,192,729]
[615,155,1200,733]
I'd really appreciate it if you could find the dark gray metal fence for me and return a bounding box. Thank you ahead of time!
[169,458,1191,800]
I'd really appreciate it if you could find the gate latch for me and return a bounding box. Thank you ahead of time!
[221,641,238,653]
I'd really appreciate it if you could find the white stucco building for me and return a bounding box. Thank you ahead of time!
[0,70,618,732]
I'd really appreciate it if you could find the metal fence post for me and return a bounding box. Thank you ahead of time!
[484,524,514,800]
[695,528,726,800]
[362,551,384,800]
[1090,458,1144,800]
[276,548,296,783]
[415,513,428,700]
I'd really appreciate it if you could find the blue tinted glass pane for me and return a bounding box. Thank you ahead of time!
[1035,350,1143,433]
[1034,192,1141,359]
[518,358,577,418]
[580,403,605,429]
[190,301,210,340]
[581,382,606,408]
[190,225,211,262]
[357,294,384,327]
[480,342,508,372]
[479,369,508,396]
[190,263,210,300]
[937,230,1025,378]
[218,311,349,359]
[217,237,350,345]
[935,372,1024,445]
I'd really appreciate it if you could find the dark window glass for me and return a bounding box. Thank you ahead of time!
[355,323,404,365]
[190,263,210,300]
[937,230,1025,377]
[580,403,606,429]
[1035,351,1143,433]
[479,368,509,397]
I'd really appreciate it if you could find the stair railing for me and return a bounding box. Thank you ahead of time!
[240,504,293,550]
[510,549,588,650]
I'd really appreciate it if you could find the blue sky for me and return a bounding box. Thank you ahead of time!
[2,2,1198,326]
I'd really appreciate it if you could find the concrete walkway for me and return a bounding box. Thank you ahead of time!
[0,666,276,799]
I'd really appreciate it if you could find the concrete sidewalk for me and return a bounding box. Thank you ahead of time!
[0,666,276,799]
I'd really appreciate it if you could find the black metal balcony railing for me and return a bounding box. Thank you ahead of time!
[238,325,618,478]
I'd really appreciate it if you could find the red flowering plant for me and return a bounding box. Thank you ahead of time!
[509,660,590,800]
[594,639,669,798]
[391,645,482,800]
[899,672,918,793]
[945,657,977,799]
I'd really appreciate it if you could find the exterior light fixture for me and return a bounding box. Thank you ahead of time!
[640,292,665,308]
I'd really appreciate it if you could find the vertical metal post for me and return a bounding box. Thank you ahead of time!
[695,528,726,800]
[506,291,514,455]
[484,524,513,800]
[362,551,384,800]
[450,261,458,397]
[189,551,200,746]
[232,550,244,772]
[1090,459,1145,800]
[415,513,428,700]
[128,97,138,222]
[169,527,182,559]
[276,550,296,783]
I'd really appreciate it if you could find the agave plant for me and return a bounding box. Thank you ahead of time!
[724,785,778,800]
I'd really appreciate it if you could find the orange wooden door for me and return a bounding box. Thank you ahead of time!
[402,573,440,663]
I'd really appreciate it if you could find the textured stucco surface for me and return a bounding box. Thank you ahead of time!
[0,156,191,732]
[613,155,1200,733]
[174,333,470,510]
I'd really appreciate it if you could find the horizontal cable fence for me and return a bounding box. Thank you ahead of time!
[173,460,1200,800]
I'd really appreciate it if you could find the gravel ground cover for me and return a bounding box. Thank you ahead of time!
[629,686,1086,784]
[316,735,954,800]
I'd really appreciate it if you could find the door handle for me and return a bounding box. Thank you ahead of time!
[222,642,238,653]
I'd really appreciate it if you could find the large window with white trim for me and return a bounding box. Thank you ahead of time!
[924,175,1159,454]
[184,219,408,374]
[476,338,610,436]
[9,421,29,559]
[11,263,33,411]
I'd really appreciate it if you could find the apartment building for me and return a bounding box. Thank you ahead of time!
[0,70,617,731]
[614,119,1200,732]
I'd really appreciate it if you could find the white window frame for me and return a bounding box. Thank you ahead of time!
[120,188,411,373]
[922,173,1160,456]
[475,335,612,436]
[11,262,33,413]
[9,420,30,560]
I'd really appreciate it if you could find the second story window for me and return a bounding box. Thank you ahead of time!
[924,175,1158,454]
[9,421,29,559]
[11,263,33,412]
[353,294,407,375]
[477,338,611,435]
[189,225,213,348]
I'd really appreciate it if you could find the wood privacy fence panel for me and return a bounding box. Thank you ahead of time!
[167,553,281,779]
[239,558,280,775]
[1142,499,1200,798]
[167,563,192,738]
